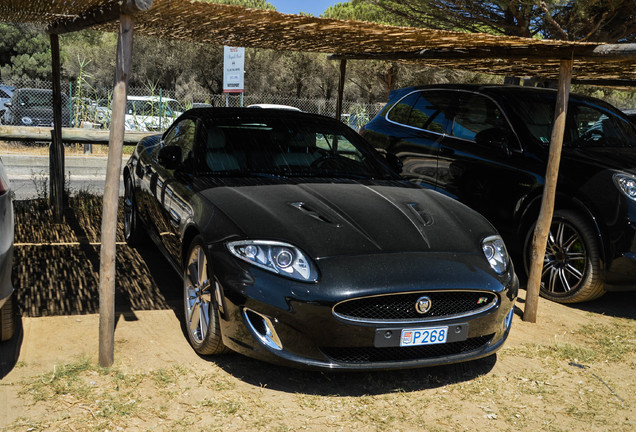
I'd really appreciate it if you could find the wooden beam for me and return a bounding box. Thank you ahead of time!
[0,126,156,144]
[329,43,636,62]
[570,79,636,88]
[49,33,64,223]
[47,0,152,35]
[99,14,135,368]
[524,59,573,323]
[335,59,347,120]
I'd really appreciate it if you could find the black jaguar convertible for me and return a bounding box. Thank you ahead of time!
[123,108,518,370]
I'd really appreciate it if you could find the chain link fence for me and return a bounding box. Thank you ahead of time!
[0,78,385,133]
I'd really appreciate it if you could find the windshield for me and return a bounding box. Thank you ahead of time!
[508,93,636,148]
[200,116,394,180]
[17,90,68,109]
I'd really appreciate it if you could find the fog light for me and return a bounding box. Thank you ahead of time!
[243,308,283,351]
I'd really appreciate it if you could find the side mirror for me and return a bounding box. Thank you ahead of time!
[157,146,182,169]
[4,102,11,108]
[384,152,403,173]
[475,128,513,157]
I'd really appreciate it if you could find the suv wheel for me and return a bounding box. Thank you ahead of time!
[524,210,606,303]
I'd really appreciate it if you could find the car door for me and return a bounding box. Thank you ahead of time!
[158,118,198,263]
[436,90,536,232]
[383,90,451,188]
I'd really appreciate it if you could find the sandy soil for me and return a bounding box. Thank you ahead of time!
[0,197,634,432]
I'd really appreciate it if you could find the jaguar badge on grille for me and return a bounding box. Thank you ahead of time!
[415,296,432,314]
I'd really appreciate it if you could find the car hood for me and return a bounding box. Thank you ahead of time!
[199,180,494,259]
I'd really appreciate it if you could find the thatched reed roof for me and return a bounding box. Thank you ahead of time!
[1,0,635,85]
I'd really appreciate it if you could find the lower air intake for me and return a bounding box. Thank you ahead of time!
[320,335,493,364]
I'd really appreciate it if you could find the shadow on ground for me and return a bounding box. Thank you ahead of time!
[204,351,498,395]
[12,196,181,318]
[3,195,634,391]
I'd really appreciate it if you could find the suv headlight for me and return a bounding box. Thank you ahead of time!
[227,240,318,282]
[614,173,636,201]
[482,235,510,275]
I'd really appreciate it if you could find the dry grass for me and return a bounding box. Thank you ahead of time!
[2,192,635,432]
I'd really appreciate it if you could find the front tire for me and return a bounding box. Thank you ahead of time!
[183,237,227,355]
[524,210,605,303]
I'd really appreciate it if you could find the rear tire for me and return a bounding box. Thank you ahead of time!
[123,175,147,247]
[524,210,605,303]
[0,295,16,342]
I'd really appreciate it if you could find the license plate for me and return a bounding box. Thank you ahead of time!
[400,326,448,347]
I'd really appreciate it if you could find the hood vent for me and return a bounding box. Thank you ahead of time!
[290,202,341,227]
[405,202,434,227]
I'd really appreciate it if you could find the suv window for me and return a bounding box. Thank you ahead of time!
[387,90,450,134]
[451,93,510,141]
[569,103,636,148]
[407,91,449,133]
[509,92,636,148]
[387,92,419,125]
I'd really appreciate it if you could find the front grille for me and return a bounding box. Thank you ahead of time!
[333,291,497,322]
[321,334,493,364]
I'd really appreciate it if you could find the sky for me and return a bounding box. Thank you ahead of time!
[266,0,345,17]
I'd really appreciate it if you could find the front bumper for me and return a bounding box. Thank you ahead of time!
[212,248,518,371]
[603,200,636,291]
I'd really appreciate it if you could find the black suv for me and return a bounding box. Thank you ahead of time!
[0,88,71,127]
[361,85,636,303]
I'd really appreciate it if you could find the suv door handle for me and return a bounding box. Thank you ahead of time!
[439,147,454,156]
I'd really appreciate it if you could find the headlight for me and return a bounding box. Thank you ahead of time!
[21,116,33,125]
[614,173,636,201]
[482,235,509,275]
[227,240,318,282]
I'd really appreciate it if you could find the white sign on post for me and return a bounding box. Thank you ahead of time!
[223,46,245,93]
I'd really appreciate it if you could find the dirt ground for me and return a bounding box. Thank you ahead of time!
[0,196,635,432]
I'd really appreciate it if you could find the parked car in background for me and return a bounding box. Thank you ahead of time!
[191,102,213,109]
[0,156,16,342]
[123,107,518,370]
[0,88,71,127]
[247,103,301,111]
[0,84,15,118]
[125,95,184,132]
[362,84,636,303]
[341,112,370,132]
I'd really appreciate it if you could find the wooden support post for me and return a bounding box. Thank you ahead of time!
[49,33,64,222]
[524,58,573,323]
[99,14,135,368]
[335,59,347,120]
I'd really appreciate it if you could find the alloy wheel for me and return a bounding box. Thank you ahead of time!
[184,244,213,345]
[541,219,587,295]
